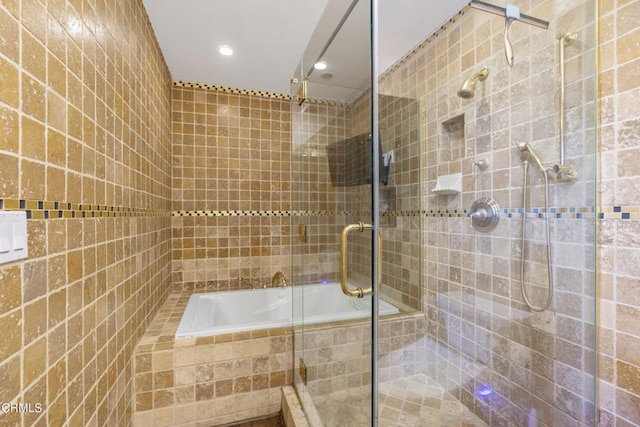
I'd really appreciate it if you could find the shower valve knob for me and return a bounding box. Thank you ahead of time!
[471,208,488,219]
[468,197,500,232]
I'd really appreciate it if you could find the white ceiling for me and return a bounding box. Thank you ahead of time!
[143,0,469,95]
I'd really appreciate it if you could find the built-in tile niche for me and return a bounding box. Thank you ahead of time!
[439,114,465,162]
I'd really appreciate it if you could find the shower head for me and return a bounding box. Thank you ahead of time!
[515,142,546,173]
[457,68,489,99]
[518,146,531,163]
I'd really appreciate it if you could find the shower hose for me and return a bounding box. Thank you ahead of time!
[520,161,553,312]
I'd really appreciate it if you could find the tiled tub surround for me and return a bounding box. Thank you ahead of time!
[0,1,172,426]
[171,85,293,293]
[133,292,292,426]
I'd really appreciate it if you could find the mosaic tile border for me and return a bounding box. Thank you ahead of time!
[0,199,170,219]
[0,199,636,220]
[387,207,598,219]
[170,206,632,220]
[173,80,291,100]
[303,97,351,107]
[173,81,348,106]
[171,210,355,217]
[599,205,640,219]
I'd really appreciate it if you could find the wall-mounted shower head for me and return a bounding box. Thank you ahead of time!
[457,68,489,99]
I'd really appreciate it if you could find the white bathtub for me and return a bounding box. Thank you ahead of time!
[175,283,400,339]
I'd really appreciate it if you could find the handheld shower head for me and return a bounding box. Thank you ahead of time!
[457,68,489,99]
[515,142,546,173]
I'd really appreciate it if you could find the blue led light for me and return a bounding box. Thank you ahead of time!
[321,279,329,284]
[477,386,493,396]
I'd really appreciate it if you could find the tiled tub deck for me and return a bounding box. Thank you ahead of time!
[133,291,487,427]
[132,292,292,426]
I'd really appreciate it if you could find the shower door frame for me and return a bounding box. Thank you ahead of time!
[290,0,381,425]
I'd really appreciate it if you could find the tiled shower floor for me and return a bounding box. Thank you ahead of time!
[311,374,487,427]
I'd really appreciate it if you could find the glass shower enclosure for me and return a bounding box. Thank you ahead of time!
[290,0,597,426]
[290,1,378,424]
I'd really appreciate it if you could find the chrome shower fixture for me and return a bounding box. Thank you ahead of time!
[469,1,549,67]
[555,31,580,183]
[515,142,553,312]
[516,142,578,183]
[457,68,488,99]
[515,142,546,173]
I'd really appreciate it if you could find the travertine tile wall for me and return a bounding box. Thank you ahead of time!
[171,86,292,291]
[293,314,428,422]
[1,1,638,426]
[377,0,599,425]
[0,1,172,426]
[289,100,340,289]
[290,93,423,310]
[346,93,424,311]
[597,0,640,425]
[290,101,348,287]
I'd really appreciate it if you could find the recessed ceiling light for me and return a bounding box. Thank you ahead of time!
[313,61,328,70]
[218,45,234,56]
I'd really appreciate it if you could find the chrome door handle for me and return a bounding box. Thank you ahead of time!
[340,222,381,298]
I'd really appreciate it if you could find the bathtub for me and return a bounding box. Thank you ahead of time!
[175,283,400,339]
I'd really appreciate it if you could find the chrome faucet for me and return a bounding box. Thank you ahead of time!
[271,271,288,288]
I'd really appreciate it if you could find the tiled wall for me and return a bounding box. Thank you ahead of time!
[291,0,640,425]
[0,1,172,426]
[290,94,423,311]
[1,1,638,426]
[597,0,640,425]
[293,314,428,423]
[290,101,348,286]
[346,93,424,311]
[132,293,291,426]
[377,0,598,425]
[171,85,292,291]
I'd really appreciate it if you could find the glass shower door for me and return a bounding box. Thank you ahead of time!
[290,0,377,425]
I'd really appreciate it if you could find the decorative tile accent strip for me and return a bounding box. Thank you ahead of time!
[303,97,351,107]
[171,210,356,217]
[170,206,612,220]
[172,81,348,106]
[384,207,598,219]
[2,200,628,221]
[599,205,640,219]
[0,198,170,219]
[173,80,292,100]
[499,206,597,219]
